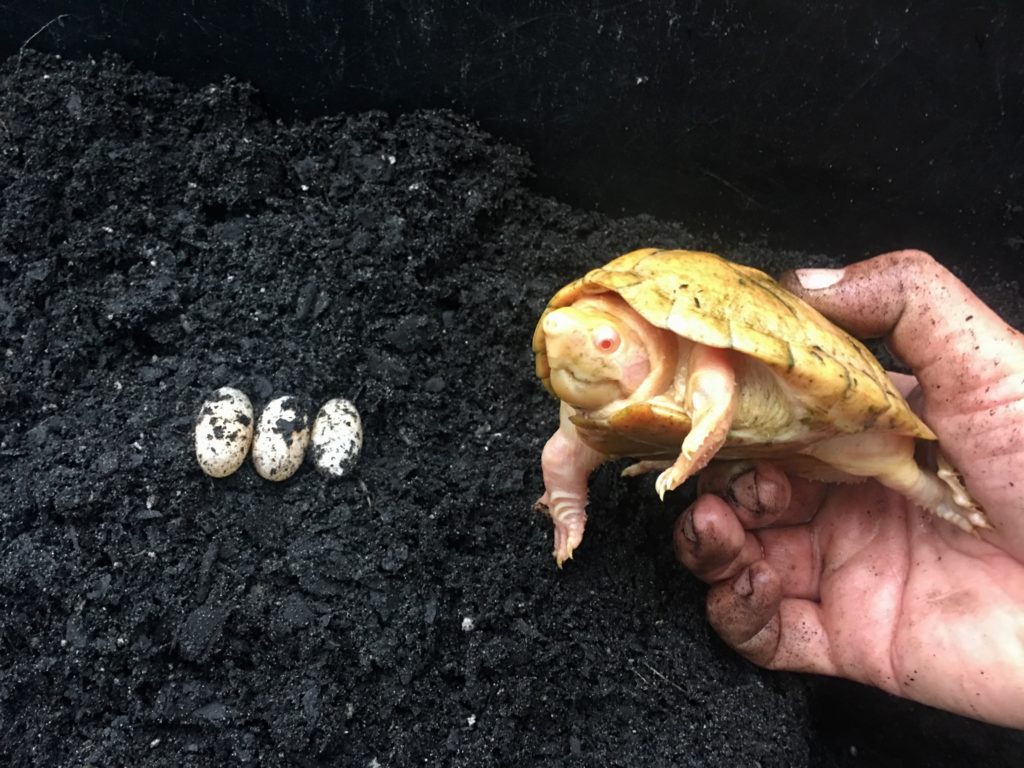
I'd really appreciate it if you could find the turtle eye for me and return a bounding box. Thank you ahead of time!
[592,326,620,354]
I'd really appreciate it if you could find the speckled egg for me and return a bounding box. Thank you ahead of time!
[310,397,363,478]
[251,396,311,481]
[194,387,254,478]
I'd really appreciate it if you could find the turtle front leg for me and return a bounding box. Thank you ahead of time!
[655,344,737,499]
[535,406,608,566]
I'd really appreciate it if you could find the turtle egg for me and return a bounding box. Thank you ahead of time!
[310,397,363,478]
[194,387,254,478]
[251,396,311,481]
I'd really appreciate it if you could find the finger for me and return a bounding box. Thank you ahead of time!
[707,561,837,676]
[887,371,925,415]
[673,495,763,583]
[756,524,820,600]
[778,249,1023,402]
[699,460,827,529]
[886,371,918,399]
[674,493,823,599]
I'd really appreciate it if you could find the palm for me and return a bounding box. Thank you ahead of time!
[786,480,1024,722]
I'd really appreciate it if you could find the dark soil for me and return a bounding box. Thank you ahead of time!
[1,51,1022,767]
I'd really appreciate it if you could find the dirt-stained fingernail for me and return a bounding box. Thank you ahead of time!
[680,505,698,543]
[728,469,760,513]
[733,567,754,598]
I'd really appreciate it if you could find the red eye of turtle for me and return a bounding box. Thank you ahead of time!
[593,326,620,354]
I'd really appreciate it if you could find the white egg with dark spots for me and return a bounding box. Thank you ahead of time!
[251,396,311,481]
[194,387,254,478]
[310,397,363,478]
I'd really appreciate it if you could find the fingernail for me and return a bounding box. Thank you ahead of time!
[681,506,698,543]
[733,568,754,598]
[728,469,760,514]
[794,267,844,290]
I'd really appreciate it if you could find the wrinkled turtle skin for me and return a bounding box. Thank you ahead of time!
[533,248,986,566]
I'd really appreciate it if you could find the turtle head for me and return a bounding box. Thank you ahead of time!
[540,298,654,410]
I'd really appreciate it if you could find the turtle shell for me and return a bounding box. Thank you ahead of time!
[533,248,935,440]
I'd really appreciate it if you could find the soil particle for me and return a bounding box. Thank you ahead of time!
[2,51,1022,767]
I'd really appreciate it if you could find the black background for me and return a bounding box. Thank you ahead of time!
[3,1,1023,273]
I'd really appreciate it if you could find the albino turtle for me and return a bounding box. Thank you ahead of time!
[533,248,987,565]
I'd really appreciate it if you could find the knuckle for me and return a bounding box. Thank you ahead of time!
[884,248,943,285]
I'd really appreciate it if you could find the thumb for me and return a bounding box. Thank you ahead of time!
[778,250,1022,409]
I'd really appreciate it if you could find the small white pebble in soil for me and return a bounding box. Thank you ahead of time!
[194,387,254,478]
[461,616,475,632]
[467,714,476,727]
[310,397,363,478]
[252,396,311,481]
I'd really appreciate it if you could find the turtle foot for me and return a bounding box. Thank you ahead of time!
[621,460,672,478]
[535,492,586,566]
[933,453,992,533]
[552,512,585,567]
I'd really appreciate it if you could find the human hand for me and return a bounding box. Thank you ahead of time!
[673,250,1024,729]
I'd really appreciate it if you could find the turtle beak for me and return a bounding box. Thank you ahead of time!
[542,307,626,410]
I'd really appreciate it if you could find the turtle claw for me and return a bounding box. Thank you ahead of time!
[931,490,992,534]
[655,462,691,500]
[930,496,992,535]
[552,520,582,568]
[655,469,675,500]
